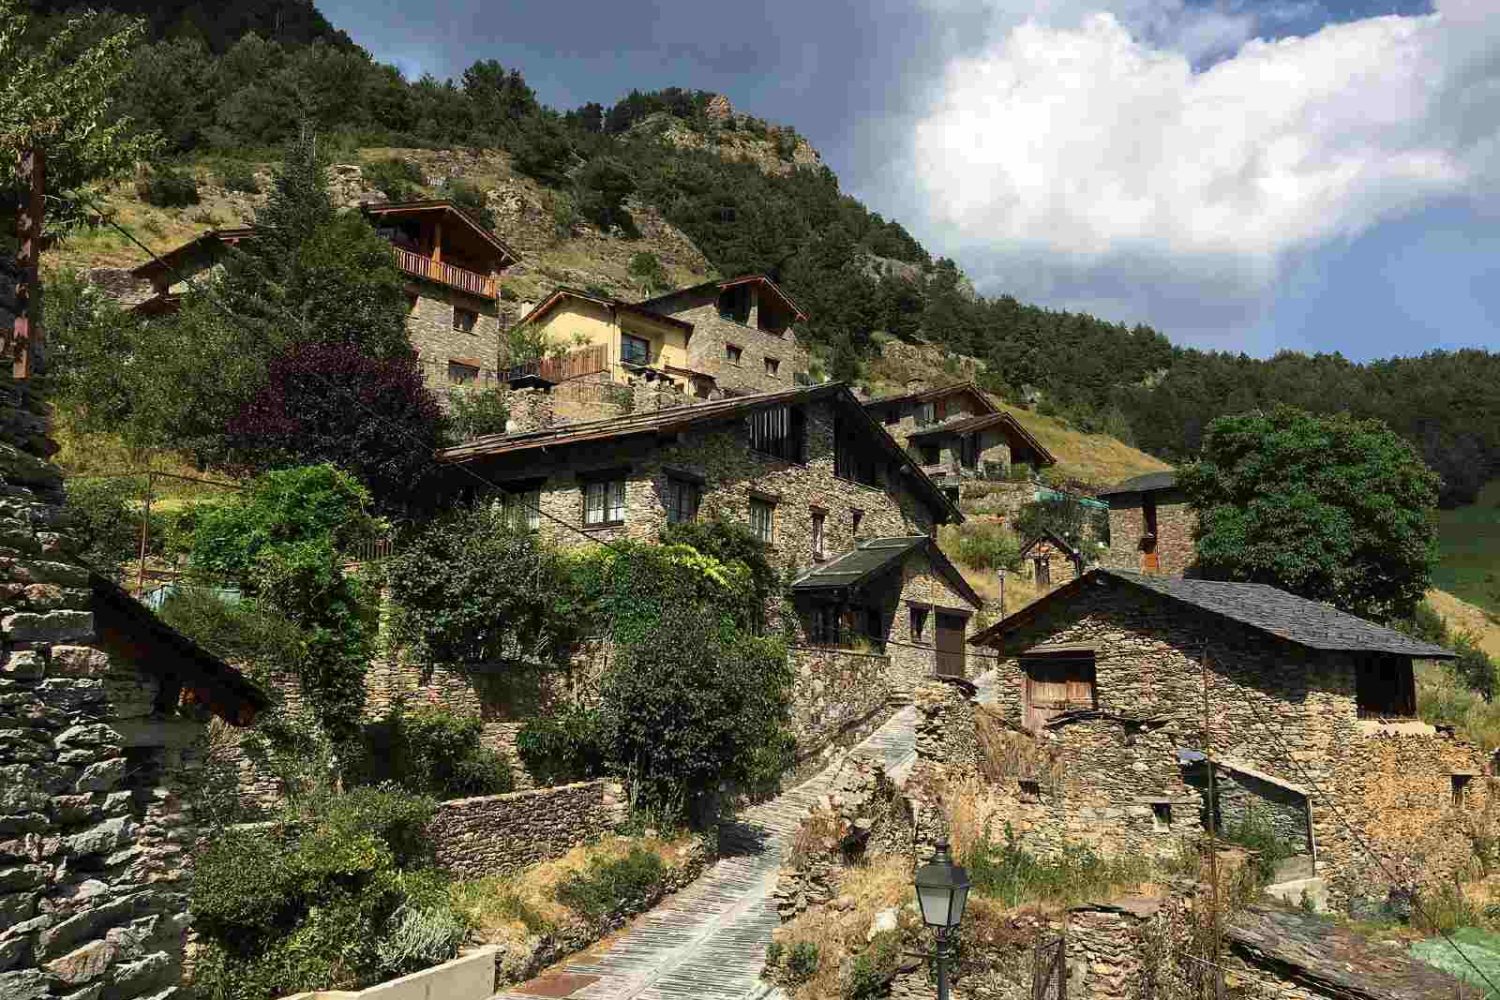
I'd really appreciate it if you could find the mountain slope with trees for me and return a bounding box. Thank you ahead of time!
[29,0,1500,508]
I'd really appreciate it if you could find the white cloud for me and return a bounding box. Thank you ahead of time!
[903,0,1500,338]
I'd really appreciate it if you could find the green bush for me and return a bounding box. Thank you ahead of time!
[352,707,513,799]
[786,940,820,982]
[215,161,261,193]
[364,157,425,201]
[845,932,900,999]
[554,847,666,921]
[1221,806,1298,886]
[190,787,456,1000]
[516,707,606,786]
[966,824,1144,906]
[138,164,200,206]
[943,521,1021,572]
[439,177,495,229]
[63,476,152,577]
[445,388,509,443]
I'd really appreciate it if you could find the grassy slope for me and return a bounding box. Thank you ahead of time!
[1426,588,1500,659]
[992,400,1170,488]
[1434,479,1500,615]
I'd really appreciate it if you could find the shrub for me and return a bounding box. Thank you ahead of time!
[845,932,900,1000]
[516,707,606,786]
[374,901,469,977]
[629,251,668,293]
[574,156,635,234]
[215,161,261,193]
[554,847,666,922]
[965,825,1145,907]
[439,177,495,229]
[138,164,200,206]
[352,707,514,799]
[942,521,1021,572]
[1221,805,1298,886]
[364,157,424,201]
[786,940,820,982]
[445,388,509,443]
[63,476,151,577]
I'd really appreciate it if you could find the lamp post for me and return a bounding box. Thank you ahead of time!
[914,839,969,1000]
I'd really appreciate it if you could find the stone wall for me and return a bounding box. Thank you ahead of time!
[1184,762,1311,854]
[981,576,1494,908]
[425,780,626,878]
[788,649,894,756]
[0,379,234,1000]
[1105,491,1195,577]
[671,298,810,395]
[405,288,505,392]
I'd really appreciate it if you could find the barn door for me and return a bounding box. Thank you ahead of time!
[935,612,966,678]
[1022,655,1096,732]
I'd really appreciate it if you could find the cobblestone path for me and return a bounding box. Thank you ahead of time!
[497,674,993,1000]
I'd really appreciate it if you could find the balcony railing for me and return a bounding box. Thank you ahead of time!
[501,343,609,385]
[393,247,497,299]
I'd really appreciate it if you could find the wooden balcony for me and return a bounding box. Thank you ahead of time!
[393,246,497,299]
[502,343,609,386]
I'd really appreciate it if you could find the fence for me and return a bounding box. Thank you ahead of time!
[392,246,497,298]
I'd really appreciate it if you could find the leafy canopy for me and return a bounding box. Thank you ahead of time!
[1178,405,1440,622]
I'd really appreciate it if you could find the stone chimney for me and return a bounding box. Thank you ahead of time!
[505,386,555,434]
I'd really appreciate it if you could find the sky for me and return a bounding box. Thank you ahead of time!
[318,0,1500,361]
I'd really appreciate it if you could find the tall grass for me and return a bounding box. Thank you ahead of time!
[964,824,1151,908]
[1418,662,1500,752]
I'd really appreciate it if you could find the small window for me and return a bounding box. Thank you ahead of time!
[915,401,936,426]
[725,343,743,364]
[748,405,806,462]
[919,443,941,466]
[851,509,863,536]
[1018,779,1041,803]
[764,356,780,378]
[501,489,540,531]
[584,478,626,526]
[910,607,929,643]
[1453,774,1473,807]
[664,477,700,524]
[447,361,479,385]
[1152,802,1173,831]
[811,509,826,561]
[811,604,839,646]
[883,409,898,426]
[453,306,478,333]
[749,496,775,544]
[621,333,651,366]
[1034,556,1051,587]
[1356,656,1417,720]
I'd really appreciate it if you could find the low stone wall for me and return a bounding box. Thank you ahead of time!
[790,648,895,756]
[426,780,626,878]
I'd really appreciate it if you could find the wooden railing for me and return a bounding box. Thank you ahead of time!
[392,247,497,299]
[502,343,609,385]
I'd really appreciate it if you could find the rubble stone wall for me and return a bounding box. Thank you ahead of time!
[1105,491,1195,577]
[981,578,1493,908]
[406,288,503,391]
[788,649,894,756]
[0,379,208,1000]
[425,779,626,878]
[671,299,810,395]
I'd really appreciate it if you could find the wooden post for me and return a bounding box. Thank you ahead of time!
[135,472,154,598]
[13,146,45,379]
[1202,640,1225,1000]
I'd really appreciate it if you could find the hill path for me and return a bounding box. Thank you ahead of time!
[496,674,993,1000]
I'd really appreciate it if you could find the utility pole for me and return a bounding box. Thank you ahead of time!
[13,146,45,379]
[1202,639,1225,1000]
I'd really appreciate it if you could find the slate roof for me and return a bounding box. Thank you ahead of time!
[1226,904,1464,1000]
[971,568,1455,659]
[518,286,696,332]
[435,383,965,524]
[905,411,1057,467]
[1019,529,1081,560]
[637,274,808,322]
[792,535,982,607]
[1097,470,1178,496]
[863,381,998,413]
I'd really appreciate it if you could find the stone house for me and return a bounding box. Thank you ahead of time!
[1018,530,1082,591]
[969,568,1488,910]
[861,382,1056,500]
[0,376,268,999]
[431,382,983,753]
[129,200,520,393]
[1097,471,1195,576]
[511,274,810,400]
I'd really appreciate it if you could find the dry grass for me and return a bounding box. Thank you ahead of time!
[1428,588,1500,660]
[992,399,1170,488]
[975,707,1060,789]
[1417,661,1500,752]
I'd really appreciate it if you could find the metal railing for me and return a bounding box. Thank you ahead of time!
[393,247,497,299]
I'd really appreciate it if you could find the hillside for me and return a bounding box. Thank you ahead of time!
[1434,480,1500,615]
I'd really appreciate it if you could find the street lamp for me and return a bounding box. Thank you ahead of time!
[914,838,969,1000]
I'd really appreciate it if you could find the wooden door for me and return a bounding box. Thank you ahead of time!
[1022,655,1096,732]
[935,612,966,677]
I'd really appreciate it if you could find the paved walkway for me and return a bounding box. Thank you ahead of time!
[497,673,995,1000]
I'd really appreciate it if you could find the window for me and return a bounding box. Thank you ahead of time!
[664,477,700,524]
[725,343,743,364]
[1356,656,1417,719]
[1453,774,1473,806]
[1022,654,1097,730]
[749,496,775,544]
[919,443,941,466]
[501,489,540,530]
[1143,496,1159,540]
[915,401,937,426]
[717,285,752,323]
[960,435,979,468]
[1034,555,1051,587]
[584,478,626,526]
[883,409,898,426]
[910,607,929,643]
[748,405,806,462]
[811,604,839,646]
[851,509,863,536]
[1018,779,1042,803]
[764,356,781,378]
[811,509,826,560]
[447,361,479,385]
[621,333,651,366]
[834,417,879,486]
[1152,802,1173,831]
[453,306,478,333]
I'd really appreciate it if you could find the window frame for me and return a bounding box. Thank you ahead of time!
[501,487,541,531]
[764,355,781,378]
[748,405,806,463]
[811,508,826,561]
[725,343,744,364]
[749,495,776,544]
[664,476,701,524]
[583,476,627,527]
[452,305,479,334]
[1021,653,1098,729]
[447,360,479,385]
[910,606,929,644]
[915,401,937,426]
[621,332,651,367]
